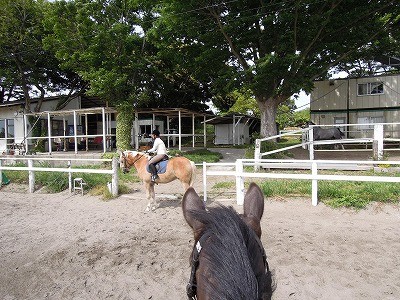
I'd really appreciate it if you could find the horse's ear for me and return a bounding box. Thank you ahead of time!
[243,183,264,237]
[243,182,264,221]
[117,149,122,155]
[182,187,205,232]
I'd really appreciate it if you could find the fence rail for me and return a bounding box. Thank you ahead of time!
[202,159,400,206]
[255,123,400,166]
[0,157,119,196]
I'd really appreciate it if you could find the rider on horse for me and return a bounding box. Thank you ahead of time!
[146,129,168,182]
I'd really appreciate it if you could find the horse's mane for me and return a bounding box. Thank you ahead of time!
[192,205,273,299]
[124,150,150,159]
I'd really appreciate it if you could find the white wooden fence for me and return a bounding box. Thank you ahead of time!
[0,157,119,196]
[203,159,400,206]
[255,123,400,167]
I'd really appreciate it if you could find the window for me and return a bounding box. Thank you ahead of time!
[51,120,64,136]
[357,116,384,130]
[0,119,5,138]
[0,119,15,143]
[357,82,384,96]
[334,117,346,132]
[140,125,152,136]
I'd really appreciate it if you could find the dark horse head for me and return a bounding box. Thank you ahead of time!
[182,183,274,300]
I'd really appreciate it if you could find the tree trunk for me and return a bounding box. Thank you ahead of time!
[33,85,46,112]
[115,103,134,150]
[256,95,281,138]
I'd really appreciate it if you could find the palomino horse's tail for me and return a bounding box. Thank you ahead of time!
[189,160,196,187]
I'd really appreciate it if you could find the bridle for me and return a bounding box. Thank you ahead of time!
[186,228,269,300]
[186,231,212,300]
[121,152,145,173]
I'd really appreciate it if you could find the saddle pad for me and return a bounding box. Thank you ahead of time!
[146,159,168,174]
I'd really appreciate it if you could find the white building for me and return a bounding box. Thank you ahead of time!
[310,73,400,138]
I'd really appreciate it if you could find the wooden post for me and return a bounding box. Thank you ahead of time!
[28,159,35,193]
[236,159,244,205]
[254,139,261,171]
[203,115,206,148]
[85,114,89,151]
[167,116,170,148]
[309,127,314,160]
[312,161,318,206]
[102,108,106,153]
[192,113,195,148]
[73,110,78,154]
[203,161,207,203]
[178,110,182,151]
[68,160,72,193]
[373,124,383,160]
[47,112,52,154]
[111,157,119,197]
[24,114,29,153]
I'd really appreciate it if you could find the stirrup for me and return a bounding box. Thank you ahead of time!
[151,175,159,182]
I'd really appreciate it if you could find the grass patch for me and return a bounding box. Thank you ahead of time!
[168,148,222,163]
[245,139,297,159]
[2,161,140,198]
[258,177,400,209]
[260,179,311,197]
[212,181,235,189]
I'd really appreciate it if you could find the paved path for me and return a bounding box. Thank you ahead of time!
[211,147,247,162]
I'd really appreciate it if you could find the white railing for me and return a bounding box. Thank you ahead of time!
[0,157,119,196]
[254,123,396,167]
[202,159,400,206]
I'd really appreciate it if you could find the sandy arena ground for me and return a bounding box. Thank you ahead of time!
[1,148,400,299]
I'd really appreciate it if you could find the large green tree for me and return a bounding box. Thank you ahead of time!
[156,0,400,137]
[44,0,210,148]
[0,0,85,111]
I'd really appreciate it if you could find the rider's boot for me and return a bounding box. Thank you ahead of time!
[149,164,159,182]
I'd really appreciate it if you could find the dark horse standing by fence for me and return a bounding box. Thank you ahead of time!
[304,121,345,149]
[182,183,274,299]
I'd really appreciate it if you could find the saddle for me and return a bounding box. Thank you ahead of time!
[146,155,169,175]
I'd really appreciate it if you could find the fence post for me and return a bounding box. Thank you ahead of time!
[308,128,314,160]
[311,161,318,206]
[236,159,244,205]
[0,160,2,185]
[203,161,207,203]
[28,159,35,193]
[111,157,119,197]
[373,124,383,160]
[254,139,261,171]
[68,160,72,193]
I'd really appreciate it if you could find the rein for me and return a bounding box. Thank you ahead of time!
[187,231,212,300]
[123,152,145,170]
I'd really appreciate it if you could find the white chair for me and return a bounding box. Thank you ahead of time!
[73,178,87,195]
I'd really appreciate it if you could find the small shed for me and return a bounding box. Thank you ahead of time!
[205,113,260,145]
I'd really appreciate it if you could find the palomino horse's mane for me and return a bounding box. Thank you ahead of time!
[123,150,150,158]
[191,204,273,299]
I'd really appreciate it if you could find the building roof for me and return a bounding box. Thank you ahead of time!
[135,107,212,118]
[204,113,260,125]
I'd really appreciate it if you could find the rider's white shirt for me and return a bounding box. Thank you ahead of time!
[148,137,167,155]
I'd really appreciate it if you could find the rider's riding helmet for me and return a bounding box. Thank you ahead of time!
[152,129,160,136]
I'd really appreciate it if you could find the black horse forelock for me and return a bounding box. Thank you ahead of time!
[191,205,273,299]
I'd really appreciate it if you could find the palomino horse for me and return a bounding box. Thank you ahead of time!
[119,150,196,211]
[183,183,274,299]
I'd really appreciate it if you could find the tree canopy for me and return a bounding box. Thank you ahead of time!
[43,0,210,112]
[155,0,400,136]
[0,0,85,111]
[1,0,399,139]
